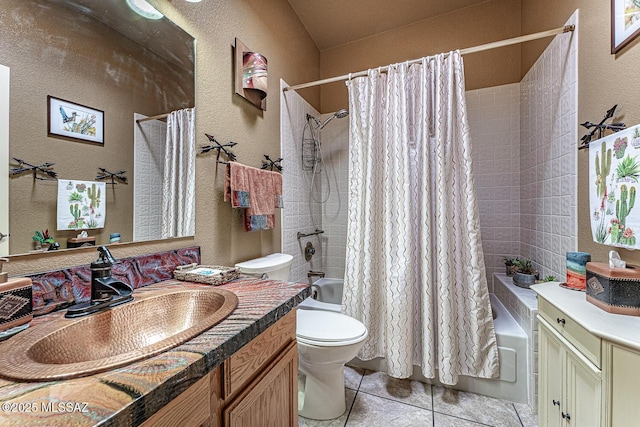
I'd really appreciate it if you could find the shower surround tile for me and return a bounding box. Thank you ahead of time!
[519,12,578,282]
[467,83,521,291]
[280,79,323,283]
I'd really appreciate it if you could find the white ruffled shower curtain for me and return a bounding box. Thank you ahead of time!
[162,107,196,238]
[342,52,499,385]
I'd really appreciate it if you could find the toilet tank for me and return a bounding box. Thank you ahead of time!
[235,253,293,281]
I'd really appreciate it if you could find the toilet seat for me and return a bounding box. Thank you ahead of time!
[296,310,367,347]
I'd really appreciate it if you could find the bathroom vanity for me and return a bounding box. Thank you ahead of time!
[0,278,309,426]
[533,282,640,427]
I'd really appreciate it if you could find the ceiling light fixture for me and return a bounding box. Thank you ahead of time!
[126,0,164,20]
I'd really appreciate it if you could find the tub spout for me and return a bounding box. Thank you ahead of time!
[307,270,325,284]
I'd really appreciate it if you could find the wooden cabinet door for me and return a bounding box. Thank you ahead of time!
[539,321,565,427]
[564,349,601,427]
[224,341,298,427]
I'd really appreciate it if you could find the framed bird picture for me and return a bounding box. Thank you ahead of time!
[47,96,104,144]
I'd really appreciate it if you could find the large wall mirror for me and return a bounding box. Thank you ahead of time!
[1,0,196,256]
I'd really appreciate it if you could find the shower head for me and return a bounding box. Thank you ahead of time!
[317,108,349,129]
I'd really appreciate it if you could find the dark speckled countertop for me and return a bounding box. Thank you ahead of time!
[0,277,309,426]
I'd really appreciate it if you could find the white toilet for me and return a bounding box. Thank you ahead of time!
[235,254,368,421]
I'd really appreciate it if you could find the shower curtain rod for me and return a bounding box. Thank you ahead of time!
[136,112,170,123]
[283,25,575,92]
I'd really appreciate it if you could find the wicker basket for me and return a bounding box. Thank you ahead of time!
[174,263,240,286]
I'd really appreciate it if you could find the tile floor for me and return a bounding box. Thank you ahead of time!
[298,367,538,427]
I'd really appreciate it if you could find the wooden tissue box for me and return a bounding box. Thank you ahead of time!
[67,236,96,248]
[0,277,33,332]
[586,262,640,316]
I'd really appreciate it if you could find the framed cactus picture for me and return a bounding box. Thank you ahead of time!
[590,123,640,249]
[56,180,106,231]
[47,96,104,144]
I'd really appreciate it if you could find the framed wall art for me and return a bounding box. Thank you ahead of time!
[47,95,104,144]
[234,38,268,111]
[612,0,640,53]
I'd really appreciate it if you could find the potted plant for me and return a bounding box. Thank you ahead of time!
[502,256,522,277]
[32,229,54,251]
[512,258,539,288]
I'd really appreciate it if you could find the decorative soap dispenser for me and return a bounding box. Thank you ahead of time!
[0,258,33,333]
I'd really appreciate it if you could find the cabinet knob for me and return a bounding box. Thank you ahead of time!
[562,412,571,421]
[556,317,566,326]
[552,399,561,407]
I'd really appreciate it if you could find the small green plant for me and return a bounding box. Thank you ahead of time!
[543,275,556,282]
[615,155,640,182]
[32,229,54,245]
[512,258,538,276]
[503,256,522,276]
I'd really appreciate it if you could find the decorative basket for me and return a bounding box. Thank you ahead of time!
[174,263,240,286]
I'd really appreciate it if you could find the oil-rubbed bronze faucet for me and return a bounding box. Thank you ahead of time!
[66,246,133,318]
[90,246,132,302]
[307,270,325,283]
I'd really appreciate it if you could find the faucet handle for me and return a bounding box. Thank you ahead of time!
[94,246,118,267]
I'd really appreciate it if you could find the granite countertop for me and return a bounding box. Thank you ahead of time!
[531,282,640,351]
[0,277,309,426]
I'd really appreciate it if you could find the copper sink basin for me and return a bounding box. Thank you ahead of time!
[0,287,238,381]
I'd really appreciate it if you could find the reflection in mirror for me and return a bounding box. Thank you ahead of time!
[1,0,196,256]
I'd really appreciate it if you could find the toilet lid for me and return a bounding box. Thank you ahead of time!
[296,310,367,343]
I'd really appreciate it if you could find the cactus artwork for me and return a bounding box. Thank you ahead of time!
[595,141,612,199]
[616,184,636,227]
[57,180,106,231]
[87,183,101,210]
[592,125,640,250]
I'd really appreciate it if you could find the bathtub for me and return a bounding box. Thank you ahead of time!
[452,294,529,404]
[348,293,529,404]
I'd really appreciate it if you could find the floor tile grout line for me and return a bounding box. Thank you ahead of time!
[431,383,435,427]
[354,388,515,427]
[343,369,365,427]
[512,402,525,427]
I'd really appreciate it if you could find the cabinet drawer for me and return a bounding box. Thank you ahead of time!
[141,373,210,427]
[539,298,601,367]
[223,309,296,400]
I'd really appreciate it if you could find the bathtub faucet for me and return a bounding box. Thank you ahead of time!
[307,270,325,284]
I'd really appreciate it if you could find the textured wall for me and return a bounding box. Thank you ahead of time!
[319,0,522,113]
[5,0,320,276]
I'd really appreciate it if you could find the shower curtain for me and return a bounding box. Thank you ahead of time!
[343,52,499,385]
[162,107,196,238]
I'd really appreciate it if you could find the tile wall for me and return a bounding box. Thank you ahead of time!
[280,80,324,283]
[467,83,522,291]
[519,12,578,282]
[133,113,166,242]
[319,113,350,279]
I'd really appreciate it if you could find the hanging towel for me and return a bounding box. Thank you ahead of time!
[225,162,283,231]
[590,124,640,249]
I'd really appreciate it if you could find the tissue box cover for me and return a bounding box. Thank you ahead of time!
[0,278,33,332]
[586,262,640,316]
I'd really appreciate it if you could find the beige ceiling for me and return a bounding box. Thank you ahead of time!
[287,0,491,51]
